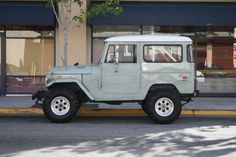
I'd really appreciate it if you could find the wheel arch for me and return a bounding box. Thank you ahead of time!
[145,84,180,99]
[47,79,95,101]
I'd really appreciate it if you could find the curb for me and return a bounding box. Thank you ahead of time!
[0,108,236,116]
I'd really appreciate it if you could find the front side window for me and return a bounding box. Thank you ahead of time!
[105,44,137,63]
[144,45,182,63]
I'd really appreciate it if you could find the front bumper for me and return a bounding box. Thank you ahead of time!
[32,91,47,105]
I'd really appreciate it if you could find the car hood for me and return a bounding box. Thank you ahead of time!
[49,64,98,75]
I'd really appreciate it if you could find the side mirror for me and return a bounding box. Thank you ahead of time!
[114,57,119,72]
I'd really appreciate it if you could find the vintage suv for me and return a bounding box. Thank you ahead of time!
[33,35,197,124]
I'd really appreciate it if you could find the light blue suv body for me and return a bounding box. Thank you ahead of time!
[33,35,196,124]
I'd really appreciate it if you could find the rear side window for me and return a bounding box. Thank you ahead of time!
[187,45,194,63]
[144,45,182,63]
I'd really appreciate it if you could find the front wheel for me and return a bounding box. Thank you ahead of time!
[145,90,182,124]
[43,89,80,123]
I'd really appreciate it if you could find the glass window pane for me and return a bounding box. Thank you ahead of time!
[6,31,41,38]
[144,45,182,63]
[93,25,140,38]
[105,45,137,63]
[6,76,46,94]
[93,38,105,64]
[6,38,54,75]
[42,31,54,38]
[187,45,194,62]
[196,42,236,76]
[105,45,115,63]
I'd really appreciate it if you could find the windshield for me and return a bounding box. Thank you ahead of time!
[98,57,102,64]
[97,42,107,64]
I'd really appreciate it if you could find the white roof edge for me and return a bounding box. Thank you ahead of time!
[105,35,192,42]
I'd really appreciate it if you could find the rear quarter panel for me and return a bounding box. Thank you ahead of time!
[140,41,194,95]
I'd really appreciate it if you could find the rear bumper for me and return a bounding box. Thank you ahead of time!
[32,90,47,105]
[194,90,200,97]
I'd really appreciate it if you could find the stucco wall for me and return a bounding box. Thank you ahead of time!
[56,1,87,66]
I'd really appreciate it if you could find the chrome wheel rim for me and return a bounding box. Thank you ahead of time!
[51,96,70,116]
[155,97,174,117]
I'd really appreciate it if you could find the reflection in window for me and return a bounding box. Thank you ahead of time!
[6,30,54,76]
[105,45,137,63]
[6,30,54,94]
[93,25,141,38]
[7,38,54,75]
[196,41,236,76]
[144,45,182,63]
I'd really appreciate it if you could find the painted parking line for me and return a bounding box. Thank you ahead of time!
[0,108,236,116]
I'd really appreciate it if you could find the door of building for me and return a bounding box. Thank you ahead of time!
[0,33,5,95]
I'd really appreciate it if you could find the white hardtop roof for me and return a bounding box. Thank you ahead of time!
[105,35,192,42]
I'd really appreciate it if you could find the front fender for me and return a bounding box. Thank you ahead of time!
[46,78,95,101]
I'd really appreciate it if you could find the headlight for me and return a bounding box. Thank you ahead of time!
[45,72,54,84]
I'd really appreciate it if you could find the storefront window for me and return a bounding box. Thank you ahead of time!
[6,38,54,75]
[6,30,54,93]
[93,25,141,38]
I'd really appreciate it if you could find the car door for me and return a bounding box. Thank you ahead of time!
[101,43,140,94]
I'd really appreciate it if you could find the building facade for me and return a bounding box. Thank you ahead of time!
[0,0,236,96]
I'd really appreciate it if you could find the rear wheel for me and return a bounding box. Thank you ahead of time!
[145,90,182,124]
[43,89,80,123]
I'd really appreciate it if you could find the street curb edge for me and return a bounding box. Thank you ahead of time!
[0,108,236,116]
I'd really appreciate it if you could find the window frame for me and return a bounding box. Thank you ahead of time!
[143,44,183,63]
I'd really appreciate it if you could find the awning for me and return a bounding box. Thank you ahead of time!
[0,2,56,27]
[89,3,236,26]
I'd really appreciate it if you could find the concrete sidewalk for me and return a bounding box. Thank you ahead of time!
[0,96,236,116]
[0,96,236,110]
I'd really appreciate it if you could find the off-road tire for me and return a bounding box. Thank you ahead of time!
[141,99,149,114]
[43,89,80,123]
[145,90,182,124]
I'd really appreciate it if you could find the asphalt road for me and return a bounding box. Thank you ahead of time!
[0,115,236,157]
